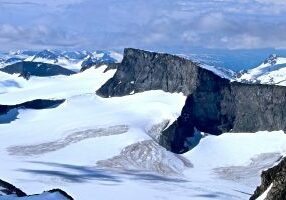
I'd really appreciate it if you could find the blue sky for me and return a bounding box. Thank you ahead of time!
[0,0,286,51]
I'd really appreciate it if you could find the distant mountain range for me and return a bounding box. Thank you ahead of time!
[0,49,123,72]
[1,49,286,87]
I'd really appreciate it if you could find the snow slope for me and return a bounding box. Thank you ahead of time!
[0,64,286,200]
[256,184,273,200]
[0,65,116,104]
[200,63,236,80]
[177,54,236,80]
[237,55,286,86]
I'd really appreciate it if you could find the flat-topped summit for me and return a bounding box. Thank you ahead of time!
[96,48,211,97]
[96,48,286,154]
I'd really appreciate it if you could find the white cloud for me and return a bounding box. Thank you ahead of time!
[0,0,286,50]
[0,0,83,7]
[254,0,286,5]
[0,24,83,50]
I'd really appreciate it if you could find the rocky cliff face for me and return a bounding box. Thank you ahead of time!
[250,157,286,200]
[96,48,200,97]
[97,48,286,154]
[161,77,286,153]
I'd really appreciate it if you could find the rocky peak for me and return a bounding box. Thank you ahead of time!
[33,50,59,62]
[97,48,211,97]
[96,48,286,154]
[264,54,278,65]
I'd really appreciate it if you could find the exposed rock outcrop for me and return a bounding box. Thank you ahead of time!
[161,79,286,153]
[0,61,76,79]
[96,48,200,97]
[250,157,286,200]
[0,178,73,199]
[97,48,286,154]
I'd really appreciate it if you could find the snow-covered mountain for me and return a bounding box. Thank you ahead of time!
[0,178,73,200]
[0,48,285,200]
[176,53,236,80]
[0,49,236,80]
[0,50,122,72]
[26,50,66,63]
[184,48,286,72]
[1,63,285,200]
[237,54,286,86]
[80,51,122,71]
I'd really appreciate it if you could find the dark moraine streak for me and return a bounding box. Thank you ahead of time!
[0,99,65,115]
[250,157,286,200]
[0,61,76,79]
[97,48,286,154]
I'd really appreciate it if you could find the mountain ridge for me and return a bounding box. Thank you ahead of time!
[96,48,286,154]
[97,48,232,97]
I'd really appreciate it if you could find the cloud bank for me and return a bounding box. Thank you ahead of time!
[0,0,286,51]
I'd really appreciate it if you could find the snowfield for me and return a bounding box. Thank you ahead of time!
[0,66,116,104]
[0,65,286,200]
[238,56,286,86]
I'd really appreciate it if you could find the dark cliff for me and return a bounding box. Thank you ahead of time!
[97,48,286,154]
[96,48,200,97]
[250,157,286,200]
[161,80,286,153]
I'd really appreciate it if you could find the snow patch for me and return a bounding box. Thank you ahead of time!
[256,183,273,200]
